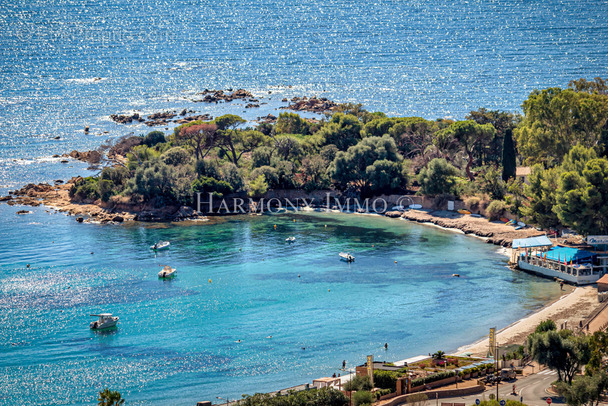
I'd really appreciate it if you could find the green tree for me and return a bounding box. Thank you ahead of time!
[439,120,496,180]
[248,174,269,197]
[352,390,373,406]
[522,165,561,229]
[214,115,268,167]
[97,388,124,406]
[417,158,461,196]
[275,112,310,135]
[328,135,406,195]
[526,330,591,384]
[556,372,608,406]
[515,87,608,166]
[388,117,435,158]
[555,158,608,235]
[535,319,557,333]
[502,128,516,181]
[296,155,331,191]
[315,113,363,151]
[161,147,192,166]
[177,123,217,160]
[467,108,518,164]
[143,130,166,147]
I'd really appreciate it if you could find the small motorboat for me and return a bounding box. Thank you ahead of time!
[150,241,170,250]
[286,236,296,243]
[158,265,176,278]
[90,313,119,330]
[339,252,355,262]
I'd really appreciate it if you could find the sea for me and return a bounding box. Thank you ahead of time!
[0,0,607,404]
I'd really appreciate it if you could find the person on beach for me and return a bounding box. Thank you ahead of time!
[384,342,388,350]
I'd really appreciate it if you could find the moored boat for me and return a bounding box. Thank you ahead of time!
[158,265,176,278]
[286,236,296,243]
[150,241,170,250]
[90,313,119,330]
[339,252,355,262]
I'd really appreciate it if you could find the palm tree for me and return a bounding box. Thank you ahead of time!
[432,350,446,360]
[98,388,125,406]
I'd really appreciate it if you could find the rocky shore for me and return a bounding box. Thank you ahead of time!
[394,209,543,247]
[1,179,205,224]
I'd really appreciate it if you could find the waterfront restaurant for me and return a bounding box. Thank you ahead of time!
[513,236,602,285]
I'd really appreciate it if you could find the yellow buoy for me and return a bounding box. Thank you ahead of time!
[394,260,397,264]
[328,289,331,292]
[209,279,211,283]
[26,264,30,268]
[274,224,277,229]
[293,219,295,222]
[325,224,327,227]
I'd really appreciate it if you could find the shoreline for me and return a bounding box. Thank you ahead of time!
[456,285,597,357]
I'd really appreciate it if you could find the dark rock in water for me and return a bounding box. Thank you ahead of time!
[76,217,84,223]
[54,179,64,184]
[53,136,61,140]
[84,126,90,133]
[0,196,12,201]
[16,210,32,215]
[180,109,187,116]
[112,215,124,223]
[52,154,60,158]
[60,159,69,163]
[173,206,196,220]
[245,103,260,108]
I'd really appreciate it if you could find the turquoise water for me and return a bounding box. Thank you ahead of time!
[1,0,604,403]
[0,206,562,405]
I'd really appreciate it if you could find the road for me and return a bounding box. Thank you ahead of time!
[409,369,565,406]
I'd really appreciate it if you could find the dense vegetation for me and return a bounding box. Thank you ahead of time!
[238,388,348,406]
[73,78,608,235]
[526,321,608,406]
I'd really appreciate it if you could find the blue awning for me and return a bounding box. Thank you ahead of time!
[540,246,596,263]
[512,235,552,249]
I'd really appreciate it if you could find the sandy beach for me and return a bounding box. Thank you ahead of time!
[457,286,599,357]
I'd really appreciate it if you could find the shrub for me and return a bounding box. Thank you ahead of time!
[161,147,191,166]
[375,388,392,400]
[411,370,456,387]
[464,196,481,211]
[486,200,506,220]
[373,370,400,391]
[535,319,557,333]
[69,177,100,202]
[343,375,372,391]
[352,391,373,406]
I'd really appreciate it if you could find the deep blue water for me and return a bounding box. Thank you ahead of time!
[1,0,606,404]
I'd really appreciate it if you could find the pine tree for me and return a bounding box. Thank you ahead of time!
[502,128,516,181]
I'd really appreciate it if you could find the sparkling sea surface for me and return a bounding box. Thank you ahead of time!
[1,0,607,404]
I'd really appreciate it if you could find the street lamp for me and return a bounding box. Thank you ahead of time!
[216,396,230,406]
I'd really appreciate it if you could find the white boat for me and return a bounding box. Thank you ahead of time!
[158,265,177,278]
[150,241,170,250]
[90,313,119,330]
[339,252,355,262]
[286,236,296,243]
[391,205,405,212]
